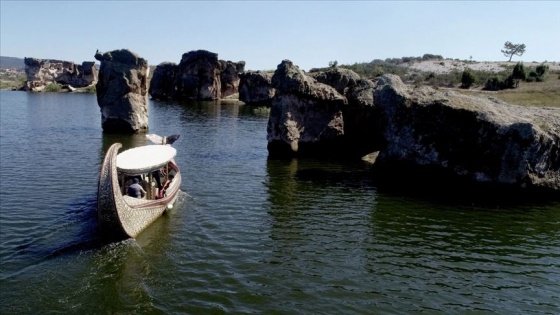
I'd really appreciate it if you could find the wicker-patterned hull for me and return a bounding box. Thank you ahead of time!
[97,143,182,241]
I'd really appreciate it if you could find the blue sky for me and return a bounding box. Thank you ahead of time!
[1,1,558,71]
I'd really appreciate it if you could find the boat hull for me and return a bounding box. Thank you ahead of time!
[97,143,181,241]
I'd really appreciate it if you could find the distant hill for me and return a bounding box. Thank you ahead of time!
[0,56,25,69]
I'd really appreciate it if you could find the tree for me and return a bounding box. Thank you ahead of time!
[328,60,338,68]
[511,62,526,87]
[460,68,476,89]
[501,41,526,62]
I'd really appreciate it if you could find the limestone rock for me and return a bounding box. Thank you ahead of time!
[312,67,380,156]
[374,74,560,192]
[149,62,177,100]
[23,57,98,91]
[149,50,245,101]
[220,60,245,99]
[95,49,149,133]
[238,71,275,106]
[174,50,221,100]
[267,60,347,157]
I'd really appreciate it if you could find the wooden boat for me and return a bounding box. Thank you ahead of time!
[97,142,182,241]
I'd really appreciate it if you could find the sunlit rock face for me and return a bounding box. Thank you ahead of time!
[23,57,98,91]
[267,60,347,157]
[312,67,380,157]
[219,59,245,99]
[95,49,149,134]
[148,50,245,101]
[374,74,560,192]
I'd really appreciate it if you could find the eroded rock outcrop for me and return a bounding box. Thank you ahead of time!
[374,74,560,192]
[267,60,347,157]
[175,50,221,100]
[148,62,177,100]
[267,59,560,192]
[95,49,149,133]
[220,60,245,99]
[312,68,379,156]
[24,57,97,91]
[148,50,245,101]
[238,71,275,106]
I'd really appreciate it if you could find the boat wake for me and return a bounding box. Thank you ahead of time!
[2,194,104,276]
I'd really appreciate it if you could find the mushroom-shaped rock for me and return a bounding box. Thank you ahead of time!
[95,49,149,133]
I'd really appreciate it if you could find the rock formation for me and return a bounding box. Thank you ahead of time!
[267,60,347,157]
[238,71,275,106]
[23,57,98,91]
[149,62,177,100]
[148,50,245,101]
[175,50,221,100]
[311,68,379,157]
[373,74,560,192]
[267,60,560,193]
[220,60,245,99]
[95,49,149,133]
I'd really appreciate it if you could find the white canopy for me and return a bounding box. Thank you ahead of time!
[116,145,177,174]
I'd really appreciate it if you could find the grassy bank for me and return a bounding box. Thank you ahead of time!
[455,74,560,108]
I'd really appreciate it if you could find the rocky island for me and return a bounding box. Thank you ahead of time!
[23,57,98,92]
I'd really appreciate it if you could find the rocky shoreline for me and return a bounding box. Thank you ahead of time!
[8,49,560,195]
[265,60,560,195]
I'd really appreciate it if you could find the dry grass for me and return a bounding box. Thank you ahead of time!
[454,74,560,108]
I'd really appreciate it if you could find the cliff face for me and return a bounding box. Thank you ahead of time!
[95,49,149,134]
[266,60,560,193]
[267,60,347,156]
[238,71,275,106]
[374,74,560,192]
[148,50,245,101]
[24,57,97,91]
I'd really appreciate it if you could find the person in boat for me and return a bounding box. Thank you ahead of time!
[152,169,163,190]
[157,174,174,199]
[127,178,146,198]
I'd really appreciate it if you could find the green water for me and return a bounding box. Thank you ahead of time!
[0,91,559,314]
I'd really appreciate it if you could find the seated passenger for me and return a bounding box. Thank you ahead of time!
[157,175,174,199]
[127,178,146,198]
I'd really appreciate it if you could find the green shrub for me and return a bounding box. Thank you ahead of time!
[484,75,515,91]
[460,69,476,89]
[422,54,443,60]
[44,83,62,92]
[512,62,526,87]
[526,74,537,82]
[536,64,549,77]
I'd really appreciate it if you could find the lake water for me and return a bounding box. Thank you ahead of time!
[0,90,559,314]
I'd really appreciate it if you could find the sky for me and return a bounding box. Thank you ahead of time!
[1,1,559,71]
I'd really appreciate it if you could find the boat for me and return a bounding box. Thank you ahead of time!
[97,140,182,241]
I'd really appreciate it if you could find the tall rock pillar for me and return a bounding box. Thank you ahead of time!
[95,49,149,133]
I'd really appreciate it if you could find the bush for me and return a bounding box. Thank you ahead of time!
[422,54,444,61]
[536,63,549,77]
[484,75,515,91]
[512,62,526,87]
[460,69,476,88]
[44,83,62,92]
[522,63,549,83]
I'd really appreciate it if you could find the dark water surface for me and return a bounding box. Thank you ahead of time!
[1,91,559,314]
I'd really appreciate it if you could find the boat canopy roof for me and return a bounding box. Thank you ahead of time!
[116,145,176,174]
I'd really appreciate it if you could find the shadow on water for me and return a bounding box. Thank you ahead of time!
[101,133,150,153]
[7,195,103,269]
[369,162,560,209]
[267,156,560,209]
